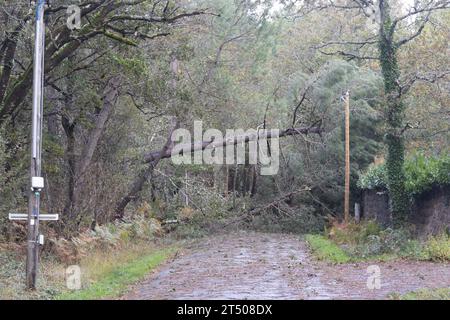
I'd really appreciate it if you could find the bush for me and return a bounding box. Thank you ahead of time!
[357,152,450,196]
[325,220,441,260]
[328,220,381,245]
[323,219,449,262]
[47,216,163,263]
[424,233,450,262]
[349,227,411,257]
[357,164,387,190]
[404,153,450,196]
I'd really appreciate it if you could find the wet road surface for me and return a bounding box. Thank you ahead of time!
[123,231,450,300]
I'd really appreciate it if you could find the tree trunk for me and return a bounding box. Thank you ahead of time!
[224,165,229,198]
[115,118,179,219]
[232,164,238,209]
[77,76,120,177]
[61,76,121,230]
[378,0,408,218]
[61,114,76,222]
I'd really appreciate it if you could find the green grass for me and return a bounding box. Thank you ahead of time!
[305,234,398,264]
[390,287,450,300]
[56,248,174,300]
[305,234,352,264]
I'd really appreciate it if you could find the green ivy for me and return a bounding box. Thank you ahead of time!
[358,152,450,197]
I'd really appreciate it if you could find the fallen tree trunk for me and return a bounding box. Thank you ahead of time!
[115,125,322,219]
[144,126,322,163]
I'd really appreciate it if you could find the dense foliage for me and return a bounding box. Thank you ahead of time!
[0,0,449,239]
[358,153,450,197]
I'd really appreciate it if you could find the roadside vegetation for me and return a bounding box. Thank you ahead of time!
[358,153,450,198]
[389,288,450,300]
[56,247,175,300]
[306,220,450,264]
[0,214,179,300]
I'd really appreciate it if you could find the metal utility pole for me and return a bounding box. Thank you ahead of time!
[344,91,350,223]
[27,0,47,290]
[7,0,58,282]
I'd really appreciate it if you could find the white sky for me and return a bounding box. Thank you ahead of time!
[267,0,417,14]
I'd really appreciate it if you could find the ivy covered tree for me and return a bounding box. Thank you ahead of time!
[306,0,450,219]
[378,0,409,217]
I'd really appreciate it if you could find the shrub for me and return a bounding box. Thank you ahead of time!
[424,233,450,262]
[404,152,450,196]
[357,164,387,190]
[47,216,162,263]
[324,219,449,262]
[357,152,450,197]
[328,220,381,245]
[349,227,411,257]
[398,239,429,260]
[326,220,422,260]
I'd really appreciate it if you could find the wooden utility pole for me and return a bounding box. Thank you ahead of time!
[344,91,350,223]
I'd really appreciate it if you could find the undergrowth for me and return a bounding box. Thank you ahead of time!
[306,220,450,263]
[0,212,177,300]
[389,287,450,300]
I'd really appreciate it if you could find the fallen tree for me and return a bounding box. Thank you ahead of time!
[115,124,322,219]
[144,126,323,163]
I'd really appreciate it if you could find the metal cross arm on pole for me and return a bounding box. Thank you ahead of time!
[9,213,59,221]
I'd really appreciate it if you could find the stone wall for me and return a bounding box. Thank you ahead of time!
[409,185,450,238]
[361,189,392,227]
[361,185,450,237]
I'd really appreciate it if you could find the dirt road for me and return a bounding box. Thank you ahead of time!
[123,231,450,300]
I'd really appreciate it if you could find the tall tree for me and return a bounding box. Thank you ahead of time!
[306,0,450,218]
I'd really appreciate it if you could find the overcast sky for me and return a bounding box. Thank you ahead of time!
[266,0,418,16]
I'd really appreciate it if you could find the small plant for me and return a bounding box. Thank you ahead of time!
[321,220,442,261]
[424,233,450,262]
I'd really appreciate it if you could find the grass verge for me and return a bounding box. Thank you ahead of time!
[307,220,449,264]
[389,287,450,300]
[0,240,177,300]
[305,234,397,264]
[57,247,175,300]
[305,234,352,264]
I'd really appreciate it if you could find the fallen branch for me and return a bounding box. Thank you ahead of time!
[223,186,312,227]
